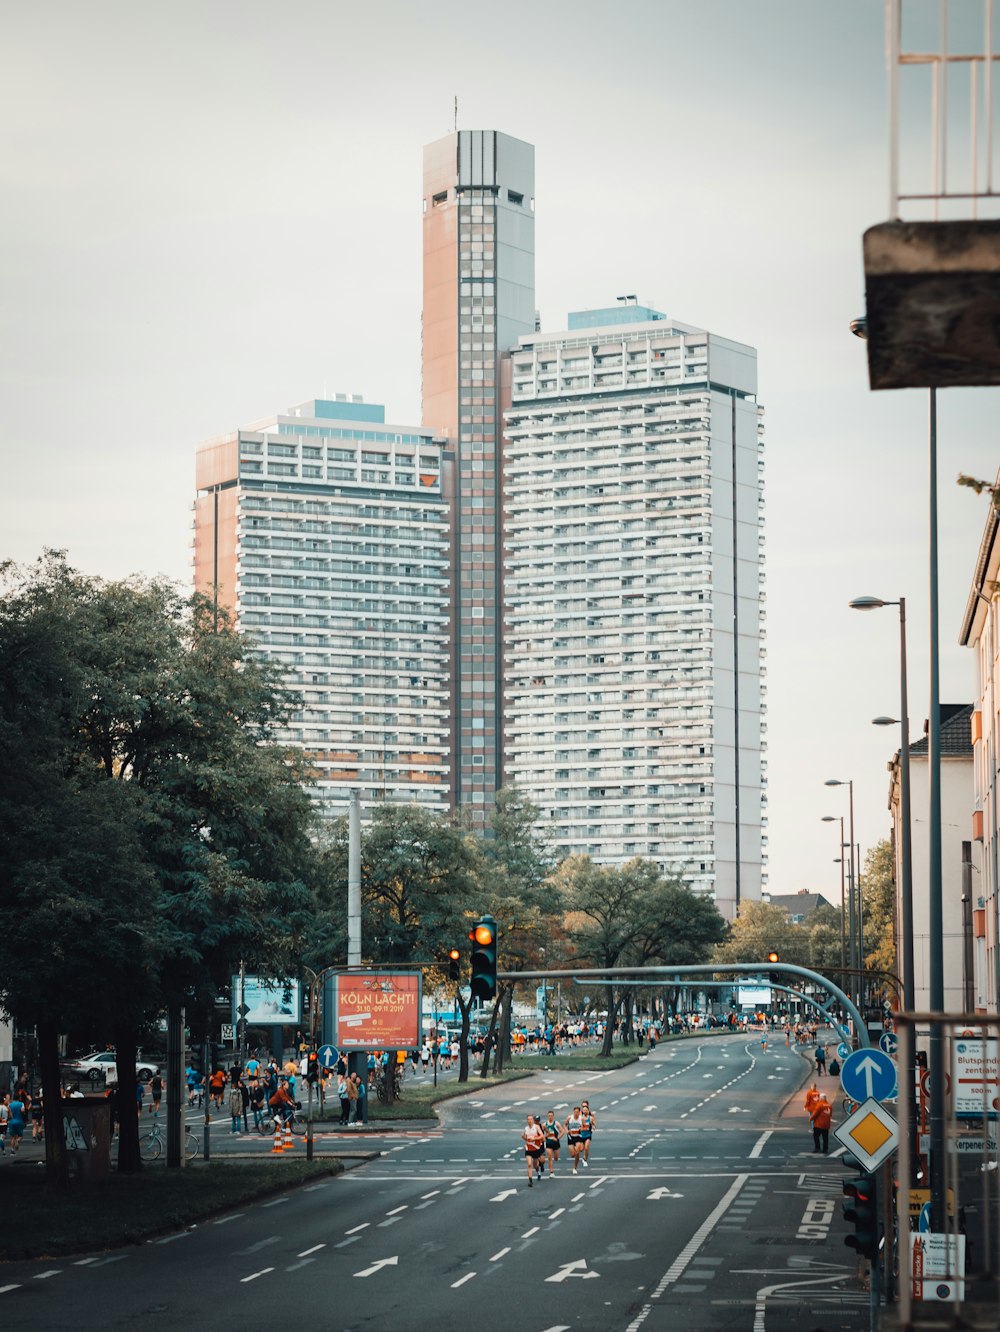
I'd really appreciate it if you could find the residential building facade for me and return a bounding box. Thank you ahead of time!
[501,302,766,917]
[422,129,535,814]
[886,705,980,1012]
[960,491,1000,1013]
[193,397,450,817]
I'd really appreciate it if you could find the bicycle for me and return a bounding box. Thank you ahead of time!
[375,1066,405,1103]
[139,1118,199,1161]
[255,1107,307,1136]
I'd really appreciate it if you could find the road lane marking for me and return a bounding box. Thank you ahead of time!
[240,1268,274,1283]
[572,1192,585,1202]
[73,1258,98,1265]
[386,1205,408,1215]
[34,1271,61,1280]
[548,1207,565,1218]
[0,1285,21,1295]
[451,1272,477,1288]
[522,1226,539,1237]
[490,1247,511,1261]
[421,1190,440,1199]
[298,1244,326,1257]
[261,1197,289,1208]
[346,1223,370,1234]
[749,1131,773,1160]
[213,1214,245,1225]
[354,1256,399,1278]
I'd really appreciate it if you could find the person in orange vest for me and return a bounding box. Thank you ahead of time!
[804,1083,820,1117]
[809,1093,833,1153]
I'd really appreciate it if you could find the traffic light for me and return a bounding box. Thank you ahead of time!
[306,1051,319,1085]
[469,914,498,1003]
[843,1175,879,1260]
[767,950,780,983]
[447,947,461,982]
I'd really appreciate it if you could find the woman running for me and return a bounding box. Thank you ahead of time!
[542,1110,563,1178]
[522,1113,545,1187]
[580,1100,597,1167]
[565,1105,584,1173]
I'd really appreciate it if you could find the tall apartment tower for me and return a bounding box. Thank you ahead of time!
[422,130,535,813]
[193,397,451,817]
[502,303,766,919]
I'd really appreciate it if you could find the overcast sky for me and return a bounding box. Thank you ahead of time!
[4,1,999,901]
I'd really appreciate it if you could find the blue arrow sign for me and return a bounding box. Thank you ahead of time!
[841,1047,897,1104]
[880,1032,899,1057]
[837,1042,851,1060]
[317,1043,339,1070]
[918,1202,932,1233]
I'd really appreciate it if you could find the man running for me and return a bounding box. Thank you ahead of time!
[565,1105,584,1173]
[521,1113,545,1187]
[580,1100,597,1166]
[542,1110,563,1177]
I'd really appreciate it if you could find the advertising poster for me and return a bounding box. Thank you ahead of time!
[951,1033,1000,1119]
[234,977,300,1026]
[332,972,422,1049]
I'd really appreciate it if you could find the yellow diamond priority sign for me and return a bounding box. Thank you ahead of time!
[833,1096,899,1172]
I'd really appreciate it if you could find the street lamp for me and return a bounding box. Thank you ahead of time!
[821,815,847,971]
[825,779,858,1006]
[849,595,914,1021]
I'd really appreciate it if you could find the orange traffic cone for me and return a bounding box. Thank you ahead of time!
[271,1117,283,1153]
[282,1118,294,1150]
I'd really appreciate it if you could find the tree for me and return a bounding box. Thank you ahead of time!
[0,553,319,1176]
[482,786,557,909]
[713,900,811,968]
[861,839,897,989]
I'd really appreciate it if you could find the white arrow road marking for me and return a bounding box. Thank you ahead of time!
[647,1187,683,1200]
[729,1106,750,1113]
[491,1189,518,1202]
[643,1105,657,1112]
[451,1272,477,1288]
[355,1257,399,1278]
[545,1259,600,1283]
[753,1273,854,1331]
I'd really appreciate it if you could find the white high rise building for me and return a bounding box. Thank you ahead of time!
[501,302,766,918]
[193,397,451,818]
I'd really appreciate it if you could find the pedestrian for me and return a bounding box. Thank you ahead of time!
[229,1078,244,1134]
[185,1064,200,1107]
[580,1100,596,1166]
[810,1093,832,1153]
[565,1105,584,1173]
[135,1079,144,1117]
[8,1090,25,1154]
[0,1093,9,1154]
[815,1042,827,1076]
[648,1027,657,1052]
[350,1072,365,1126]
[420,1041,430,1072]
[344,1071,358,1124]
[250,1079,266,1131]
[804,1083,820,1117]
[542,1110,563,1177]
[149,1073,163,1117]
[337,1071,351,1125]
[521,1113,545,1186]
[30,1090,44,1142]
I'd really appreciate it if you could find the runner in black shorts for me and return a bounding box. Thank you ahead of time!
[565,1105,584,1173]
[522,1114,544,1186]
[542,1110,563,1178]
[580,1100,596,1167]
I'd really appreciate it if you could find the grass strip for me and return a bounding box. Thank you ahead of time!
[0,1159,342,1262]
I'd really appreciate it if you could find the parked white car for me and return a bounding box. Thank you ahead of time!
[63,1050,159,1085]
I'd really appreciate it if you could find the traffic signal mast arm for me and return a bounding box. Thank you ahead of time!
[497,962,871,1047]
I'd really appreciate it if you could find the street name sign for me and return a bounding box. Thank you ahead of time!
[833,1096,899,1172]
[840,1047,897,1103]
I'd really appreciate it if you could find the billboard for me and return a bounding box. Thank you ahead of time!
[738,984,772,1008]
[233,977,300,1026]
[330,972,422,1050]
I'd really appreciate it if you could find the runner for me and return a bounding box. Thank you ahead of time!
[565,1105,584,1173]
[580,1100,597,1166]
[521,1113,545,1187]
[542,1110,563,1177]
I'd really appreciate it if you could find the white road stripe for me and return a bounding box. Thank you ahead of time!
[298,1244,325,1257]
[451,1271,477,1288]
[240,1267,274,1283]
[490,1247,510,1261]
[0,1285,22,1295]
[522,1226,539,1237]
[749,1131,773,1160]
[345,1223,370,1234]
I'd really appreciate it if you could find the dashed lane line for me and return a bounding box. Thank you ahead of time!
[240,1267,274,1283]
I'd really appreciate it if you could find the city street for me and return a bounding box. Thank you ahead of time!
[0,1034,867,1330]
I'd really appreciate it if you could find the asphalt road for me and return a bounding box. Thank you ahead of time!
[0,1034,867,1331]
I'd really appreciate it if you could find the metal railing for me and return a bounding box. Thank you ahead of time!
[888,0,1000,217]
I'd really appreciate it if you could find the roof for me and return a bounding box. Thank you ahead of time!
[908,703,973,757]
[762,891,831,922]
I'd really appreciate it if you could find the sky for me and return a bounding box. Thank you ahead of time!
[4,1,999,901]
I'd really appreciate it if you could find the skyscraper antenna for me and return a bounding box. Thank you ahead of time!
[454,96,458,133]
